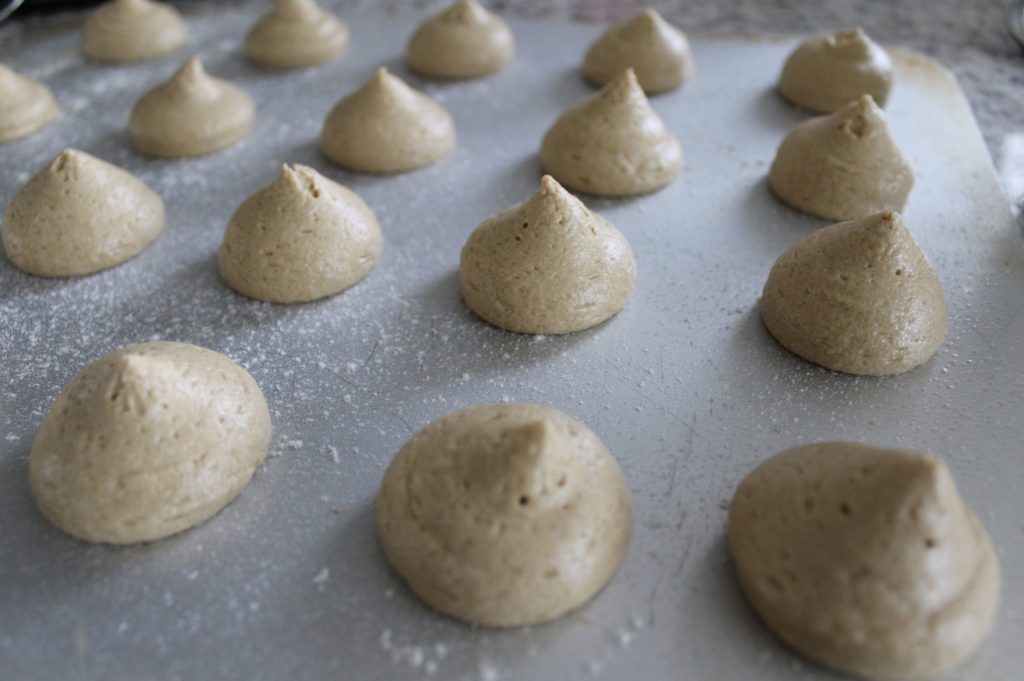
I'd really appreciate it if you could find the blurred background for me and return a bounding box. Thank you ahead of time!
[2,0,1023,213]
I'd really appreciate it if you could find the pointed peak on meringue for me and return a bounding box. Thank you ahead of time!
[465,418,579,513]
[274,0,321,21]
[541,69,682,196]
[729,441,999,679]
[779,27,892,113]
[3,149,164,277]
[761,211,946,376]
[218,165,381,304]
[584,8,694,94]
[81,0,187,63]
[167,56,220,97]
[406,0,514,79]
[769,97,912,220]
[245,0,348,69]
[129,56,254,157]
[459,176,636,335]
[440,0,490,23]
[320,68,455,173]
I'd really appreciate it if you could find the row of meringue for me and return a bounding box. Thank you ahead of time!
[1,149,946,378]
[46,50,681,196]
[29,336,1000,680]
[76,0,694,90]
[79,0,894,110]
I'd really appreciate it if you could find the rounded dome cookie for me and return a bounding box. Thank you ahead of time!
[30,341,272,544]
[245,0,349,70]
[0,64,58,144]
[460,175,636,335]
[769,95,913,221]
[81,0,187,64]
[760,211,946,376]
[729,442,1000,680]
[406,0,514,79]
[2,149,164,277]
[320,67,455,173]
[129,56,254,158]
[583,9,694,95]
[779,28,893,113]
[219,164,382,303]
[541,68,682,196]
[377,403,632,627]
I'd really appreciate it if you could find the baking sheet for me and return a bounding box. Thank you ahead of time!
[1,4,1022,680]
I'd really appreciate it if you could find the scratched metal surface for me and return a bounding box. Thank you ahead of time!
[0,5,1022,681]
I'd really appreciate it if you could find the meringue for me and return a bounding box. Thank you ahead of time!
[761,211,947,376]
[0,64,58,144]
[320,67,455,173]
[377,403,632,627]
[729,442,999,680]
[2,149,164,277]
[779,28,893,113]
[460,175,636,335]
[541,68,682,196]
[219,164,382,303]
[81,0,187,64]
[129,56,254,158]
[245,0,349,70]
[406,0,514,79]
[30,342,271,544]
[583,9,694,95]
[769,95,913,220]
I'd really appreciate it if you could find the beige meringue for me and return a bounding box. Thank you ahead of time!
[81,0,187,64]
[245,0,349,70]
[583,9,694,95]
[218,164,382,304]
[779,28,893,113]
[129,56,254,158]
[320,67,455,173]
[30,341,271,544]
[541,68,682,196]
[2,149,164,278]
[460,175,636,335]
[769,95,913,220]
[377,402,632,627]
[406,0,515,79]
[761,211,947,376]
[729,442,999,680]
[0,64,58,144]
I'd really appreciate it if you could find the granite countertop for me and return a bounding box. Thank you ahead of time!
[5,0,1024,206]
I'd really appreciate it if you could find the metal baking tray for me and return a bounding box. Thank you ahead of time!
[1,4,1021,680]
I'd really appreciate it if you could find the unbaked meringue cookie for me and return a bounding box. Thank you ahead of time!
[2,149,164,278]
[761,211,947,376]
[245,0,349,70]
[583,9,694,95]
[769,95,913,220]
[81,0,187,64]
[729,442,999,680]
[779,28,893,113]
[129,56,254,158]
[405,0,515,79]
[460,175,636,335]
[377,402,632,627]
[320,67,455,173]
[30,341,272,544]
[219,164,382,304]
[541,68,682,196]
[0,64,58,144]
